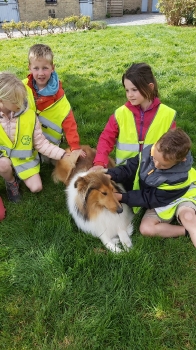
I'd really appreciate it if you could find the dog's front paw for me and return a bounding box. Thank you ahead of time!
[105,242,122,253]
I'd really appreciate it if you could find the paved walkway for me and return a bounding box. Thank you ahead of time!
[0,13,166,39]
[104,13,166,26]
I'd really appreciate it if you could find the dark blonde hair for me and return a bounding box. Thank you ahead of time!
[0,72,27,110]
[156,128,191,163]
[28,44,54,64]
[122,62,158,100]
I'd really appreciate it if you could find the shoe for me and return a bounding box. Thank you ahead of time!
[5,177,21,203]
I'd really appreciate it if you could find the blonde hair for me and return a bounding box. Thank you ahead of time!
[28,44,54,64]
[0,72,27,110]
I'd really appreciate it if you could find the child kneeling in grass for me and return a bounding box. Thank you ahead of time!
[0,72,70,203]
[106,128,196,247]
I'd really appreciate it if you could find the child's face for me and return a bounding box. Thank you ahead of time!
[124,78,152,110]
[29,58,54,90]
[152,145,177,170]
[0,100,21,114]
[124,78,146,105]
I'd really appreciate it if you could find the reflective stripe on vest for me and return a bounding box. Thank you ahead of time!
[155,184,196,220]
[0,146,33,158]
[132,156,196,215]
[115,103,176,164]
[39,115,62,134]
[14,153,40,180]
[0,109,40,180]
[24,82,70,145]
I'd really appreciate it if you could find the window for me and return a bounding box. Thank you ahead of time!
[45,0,57,4]
[49,9,55,18]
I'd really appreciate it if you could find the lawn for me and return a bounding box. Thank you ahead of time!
[0,23,196,349]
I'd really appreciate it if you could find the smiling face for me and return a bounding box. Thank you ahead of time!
[29,58,54,90]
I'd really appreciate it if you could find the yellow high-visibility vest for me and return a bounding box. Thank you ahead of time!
[23,79,71,145]
[132,153,196,219]
[115,103,176,164]
[0,109,40,180]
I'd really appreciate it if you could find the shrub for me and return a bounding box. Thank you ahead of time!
[89,21,107,30]
[2,20,16,38]
[1,15,107,38]
[157,0,196,26]
[75,15,91,30]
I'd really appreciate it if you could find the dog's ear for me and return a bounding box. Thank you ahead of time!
[52,159,73,185]
[74,176,88,191]
[111,181,123,193]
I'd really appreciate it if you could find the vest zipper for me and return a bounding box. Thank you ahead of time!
[139,109,144,152]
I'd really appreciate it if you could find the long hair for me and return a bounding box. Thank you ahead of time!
[122,62,158,100]
[0,72,27,110]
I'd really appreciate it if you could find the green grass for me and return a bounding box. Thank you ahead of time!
[0,23,196,349]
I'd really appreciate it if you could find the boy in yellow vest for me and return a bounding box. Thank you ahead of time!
[106,128,196,248]
[0,72,72,203]
[23,43,85,161]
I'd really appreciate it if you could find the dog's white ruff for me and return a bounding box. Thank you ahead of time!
[66,171,134,253]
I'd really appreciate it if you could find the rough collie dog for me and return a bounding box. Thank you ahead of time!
[53,145,134,253]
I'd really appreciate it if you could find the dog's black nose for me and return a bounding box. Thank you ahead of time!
[117,206,123,214]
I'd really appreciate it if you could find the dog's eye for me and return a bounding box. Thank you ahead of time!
[101,192,107,196]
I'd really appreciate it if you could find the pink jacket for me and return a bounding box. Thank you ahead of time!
[0,109,65,160]
[93,98,176,167]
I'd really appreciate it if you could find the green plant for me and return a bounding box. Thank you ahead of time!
[1,15,103,38]
[157,0,196,25]
[76,15,91,30]
[89,21,107,30]
[2,20,16,38]
[29,21,40,35]
[183,9,196,25]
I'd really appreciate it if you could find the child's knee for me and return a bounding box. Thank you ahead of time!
[0,157,12,171]
[24,174,43,193]
[28,183,43,193]
[140,221,155,236]
[180,209,195,223]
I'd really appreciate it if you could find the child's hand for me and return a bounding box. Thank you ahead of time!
[113,192,122,201]
[72,149,86,158]
[88,165,104,172]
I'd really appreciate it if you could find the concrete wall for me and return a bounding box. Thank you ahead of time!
[123,0,142,12]
[123,0,156,12]
[18,0,107,22]
[93,0,107,20]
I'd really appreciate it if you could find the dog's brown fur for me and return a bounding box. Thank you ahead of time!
[52,145,133,253]
[73,172,124,220]
[52,145,115,185]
